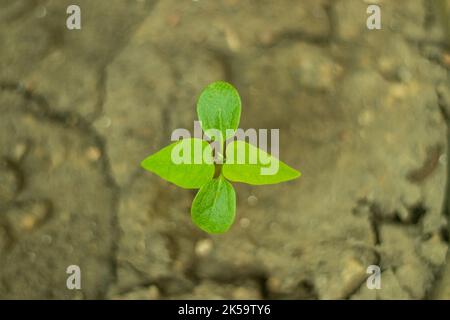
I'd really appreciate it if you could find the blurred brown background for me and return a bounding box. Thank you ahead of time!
[0,0,450,299]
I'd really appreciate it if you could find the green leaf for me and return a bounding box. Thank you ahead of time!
[141,138,215,189]
[197,81,241,142]
[222,140,301,185]
[191,176,236,234]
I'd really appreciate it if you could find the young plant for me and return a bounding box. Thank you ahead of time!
[141,81,300,234]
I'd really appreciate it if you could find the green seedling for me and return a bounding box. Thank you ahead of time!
[141,81,300,234]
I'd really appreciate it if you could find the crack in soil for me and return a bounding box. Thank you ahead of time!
[350,196,434,299]
[0,81,120,298]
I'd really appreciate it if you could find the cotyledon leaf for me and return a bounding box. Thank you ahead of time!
[222,140,301,185]
[196,81,241,142]
[140,138,215,189]
[191,176,236,234]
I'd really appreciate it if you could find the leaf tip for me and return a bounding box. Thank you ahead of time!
[140,154,154,171]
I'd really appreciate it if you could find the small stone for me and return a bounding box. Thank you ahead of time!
[147,285,160,299]
[195,239,213,257]
[442,53,450,68]
[340,258,366,296]
[239,218,250,229]
[13,141,30,161]
[224,26,241,52]
[167,13,181,27]
[95,116,112,129]
[86,146,101,161]
[35,5,47,18]
[259,30,275,46]
[267,276,281,293]
[396,205,411,223]
[439,153,447,166]
[8,200,51,233]
[389,84,408,100]
[247,195,258,206]
[232,286,261,299]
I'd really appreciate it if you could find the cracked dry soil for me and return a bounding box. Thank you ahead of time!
[1,0,450,299]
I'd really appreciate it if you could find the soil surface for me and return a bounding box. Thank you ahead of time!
[1,0,450,299]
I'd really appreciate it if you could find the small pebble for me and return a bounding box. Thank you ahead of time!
[147,285,160,299]
[224,26,241,52]
[195,239,213,257]
[86,146,101,161]
[266,277,281,293]
[442,53,450,67]
[35,5,47,18]
[13,141,29,161]
[8,200,51,233]
[95,116,112,129]
[439,154,446,166]
[240,218,250,229]
[167,13,181,27]
[247,195,258,206]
